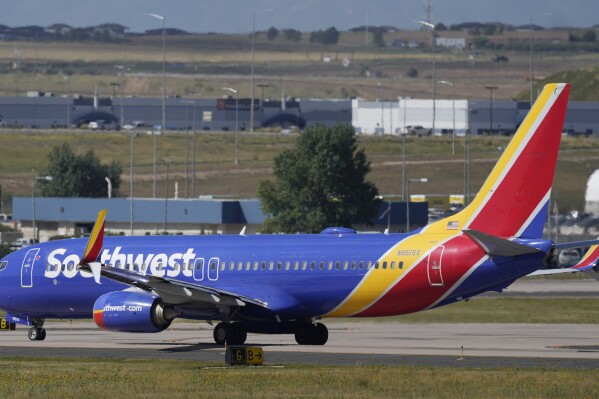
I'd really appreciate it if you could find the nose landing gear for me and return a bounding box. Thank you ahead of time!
[28,327,46,341]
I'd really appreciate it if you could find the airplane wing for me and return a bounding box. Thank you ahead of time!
[77,210,269,315]
[78,263,269,309]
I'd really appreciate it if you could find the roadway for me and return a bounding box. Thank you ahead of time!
[1,321,599,368]
[1,278,598,368]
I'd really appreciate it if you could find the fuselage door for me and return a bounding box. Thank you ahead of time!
[193,257,205,281]
[427,246,445,287]
[21,248,41,288]
[208,257,219,281]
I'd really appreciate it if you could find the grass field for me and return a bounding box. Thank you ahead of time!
[1,358,598,398]
[0,131,597,212]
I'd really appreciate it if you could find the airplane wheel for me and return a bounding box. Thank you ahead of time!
[213,322,231,345]
[315,323,328,345]
[230,322,247,345]
[28,327,44,341]
[294,324,312,345]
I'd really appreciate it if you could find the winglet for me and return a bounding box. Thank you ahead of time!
[572,242,599,271]
[463,229,541,257]
[81,209,107,264]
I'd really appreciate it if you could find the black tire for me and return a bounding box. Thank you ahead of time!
[28,327,39,341]
[39,328,47,341]
[213,322,230,345]
[294,324,312,345]
[230,322,247,345]
[315,323,328,345]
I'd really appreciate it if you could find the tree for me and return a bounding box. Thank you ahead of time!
[40,143,122,198]
[372,29,385,48]
[257,124,380,233]
[582,30,596,42]
[283,28,302,42]
[266,26,279,40]
[309,26,340,45]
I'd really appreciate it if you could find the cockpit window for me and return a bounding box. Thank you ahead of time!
[0,261,7,271]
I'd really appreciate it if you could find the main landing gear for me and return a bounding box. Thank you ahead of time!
[294,322,328,345]
[210,321,329,345]
[28,327,46,341]
[213,322,247,345]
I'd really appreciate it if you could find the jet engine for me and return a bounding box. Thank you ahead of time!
[93,291,176,333]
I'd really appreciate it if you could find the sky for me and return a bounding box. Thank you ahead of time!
[2,0,598,33]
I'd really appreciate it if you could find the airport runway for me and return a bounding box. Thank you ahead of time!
[1,279,597,368]
[2,321,599,368]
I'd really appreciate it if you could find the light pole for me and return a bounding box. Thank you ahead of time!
[63,75,70,128]
[250,8,274,133]
[257,83,270,127]
[406,178,428,232]
[529,13,551,107]
[398,96,408,201]
[115,65,129,127]
[161,158,172,234]
[418,20,436,135]
[439,80,456,155]
[144,12,166,198]
[485,85,498,133]
[130,132,138,235]
[32,175,52,242]
[223,87,239,165]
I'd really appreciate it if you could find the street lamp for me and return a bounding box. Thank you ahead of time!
[398,96,409,201]
[257,83,270,127]
[418,20,436,135]
[115,65,129,128]
[439,80,456,155]
[485,85,498,133]
[130,132,139,235]
[250,8,274,133]
[529,13,551,107]
[144,12,166,198]
[223,87,239,165]
[32,175,52,242]
[406,178,428,232]
[63,75,70,128]
[161,158,173,234]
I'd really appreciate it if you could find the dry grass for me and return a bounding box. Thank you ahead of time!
[0,358,598,398]
[0,132,597,210]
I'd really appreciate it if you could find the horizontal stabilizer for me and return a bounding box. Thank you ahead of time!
[463,229,541,257]
[554,239,599,251]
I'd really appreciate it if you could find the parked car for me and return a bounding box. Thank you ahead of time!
[406,125,431,136]
[558,249,581,267]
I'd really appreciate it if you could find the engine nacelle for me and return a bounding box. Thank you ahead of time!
[93,291,175,333]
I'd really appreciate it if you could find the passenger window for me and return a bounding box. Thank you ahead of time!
[343,261,348,270]
[319,261,324,270]
[351,261,356,270]
[157,263,164,272]
[211,262,217,271]
[294,261,299,270]
[246,261,251,271]
[374,262,379,269]
[391,261,395,269]
[253,261,259,270]
[302,261,308,270]
[277,261,282,270]
[358,261,364,270]
[399,261,404,269]
[229,262,235,271]
[383,262,387,269]
[367,261,373,270]
[261,261,266,270]
[285,261,290,270]
[237,262,243,271]
[310,261,316,270]
[328,261,333,270]
[173,263,180,273]
[220,262,225,271]
[269,261,274,270]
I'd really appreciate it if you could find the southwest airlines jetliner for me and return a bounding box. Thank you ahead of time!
[1,83,598,345]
